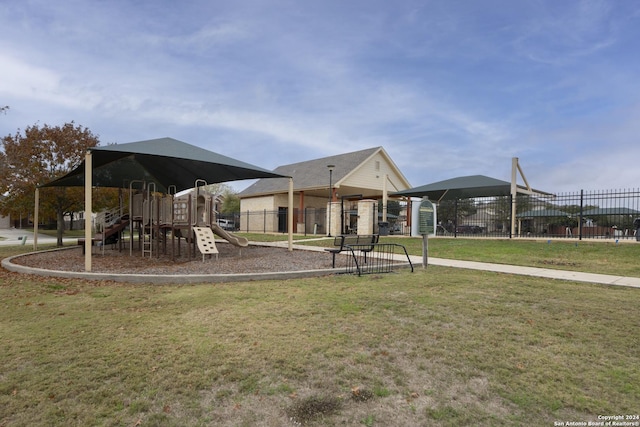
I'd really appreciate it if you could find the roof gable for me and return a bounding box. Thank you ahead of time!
[340,148,410,193]
[239,147,383,197]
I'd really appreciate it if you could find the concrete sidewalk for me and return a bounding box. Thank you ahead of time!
[275,240,640,289]
[0,228,75,246]
[422,256,640,289]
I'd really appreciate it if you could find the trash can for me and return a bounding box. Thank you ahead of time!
[634,218,640,242]
[378,221,390,236]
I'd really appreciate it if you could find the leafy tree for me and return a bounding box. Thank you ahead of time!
[493,194,532,233]
[437,198,478,230]
[378,200,400,217]
[492,196,511,231]
[199,183,239,214]
[0,122,108,246]
[221,190,240,214]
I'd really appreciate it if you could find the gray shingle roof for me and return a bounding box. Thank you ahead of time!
[239,147,381,197]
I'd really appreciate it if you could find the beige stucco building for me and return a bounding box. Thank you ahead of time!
[238,147,411,235]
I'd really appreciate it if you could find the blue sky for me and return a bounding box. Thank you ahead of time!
[2,0,639,193]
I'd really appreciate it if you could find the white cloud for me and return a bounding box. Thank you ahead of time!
[1,0,639,193]
[0,55,60,101]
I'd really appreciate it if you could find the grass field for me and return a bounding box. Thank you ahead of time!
[1,240,639,426]
[297,235,640,278]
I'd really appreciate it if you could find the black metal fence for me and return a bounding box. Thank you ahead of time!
[435,188,640,240]
[233,208,332,235]
[235,205,395,236]
[233,188,640,240]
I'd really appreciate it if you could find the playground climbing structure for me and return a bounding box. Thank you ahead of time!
[93,179,247,261]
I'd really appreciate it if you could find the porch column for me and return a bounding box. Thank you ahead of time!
[510,157,517,237]
[382,174,388,221]
[326,201,341,236]
[297,191,305,233]
[357,199,376,235]
[288,177,293,251]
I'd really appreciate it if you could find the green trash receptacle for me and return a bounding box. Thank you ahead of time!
[378,221,389,236]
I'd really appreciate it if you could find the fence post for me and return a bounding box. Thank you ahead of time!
[454,200,459,238]
[508,195,512,239]
[579,189,584,240]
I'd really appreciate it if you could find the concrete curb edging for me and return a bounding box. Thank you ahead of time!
[1,247,346,284]
[1,245,412,284]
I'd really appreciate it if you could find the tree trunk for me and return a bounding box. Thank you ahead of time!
[57,209,65,247]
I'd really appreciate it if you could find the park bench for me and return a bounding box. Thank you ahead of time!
[326,234,379,268]
[77,234,118,254]
[77,238,99,255]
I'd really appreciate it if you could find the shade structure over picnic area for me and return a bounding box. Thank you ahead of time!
[37,137,292,271]
[582,207,640,216]
[392,158,552,236]
[516,208,570,218]
[391,175,545,202]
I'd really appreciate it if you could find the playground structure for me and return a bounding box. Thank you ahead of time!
[94,179,248,260]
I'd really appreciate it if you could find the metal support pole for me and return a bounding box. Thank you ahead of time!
[288,177,293,251]
[33,188,39,250]
[422,233,428,269]
[510,157,518,238]
[579,189,584,240]
[327,164,334,236]
[84,151,92,272]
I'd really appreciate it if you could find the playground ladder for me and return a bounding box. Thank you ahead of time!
[142,232,152,258]
[142,198,152,258]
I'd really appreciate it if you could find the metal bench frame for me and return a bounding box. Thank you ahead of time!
[325,234,379,268]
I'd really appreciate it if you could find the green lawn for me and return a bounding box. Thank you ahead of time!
[1,241,639,426]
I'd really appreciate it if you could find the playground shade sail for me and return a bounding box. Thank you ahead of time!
[41,137,287,192]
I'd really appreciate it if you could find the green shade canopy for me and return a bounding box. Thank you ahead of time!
[41,137,287,192]
[392,175,518,202]
[582,207,640,216]
[517,208,570,218]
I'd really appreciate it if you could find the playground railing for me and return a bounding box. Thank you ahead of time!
[95,207,122,233]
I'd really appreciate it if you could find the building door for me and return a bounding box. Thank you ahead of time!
[278,207,288,233]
